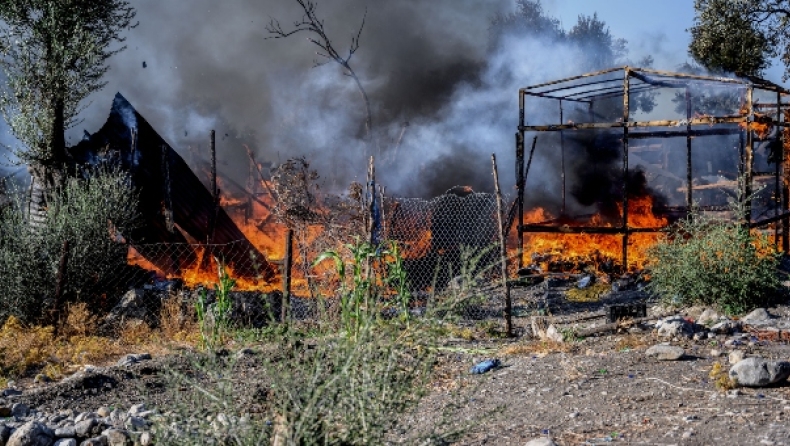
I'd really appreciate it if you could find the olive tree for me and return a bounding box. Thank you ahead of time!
[0,0,136,220]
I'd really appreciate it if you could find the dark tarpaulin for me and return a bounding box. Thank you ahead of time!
[70,93,275,280]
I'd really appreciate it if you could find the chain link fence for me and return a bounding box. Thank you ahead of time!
[0,189,510,335]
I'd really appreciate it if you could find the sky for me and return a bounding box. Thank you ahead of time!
[1,0,786,198]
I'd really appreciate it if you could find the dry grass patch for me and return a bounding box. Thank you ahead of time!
[614,334,649,351]
[500,340,577,356]
[0,302,201,381]
[709,361,736,391]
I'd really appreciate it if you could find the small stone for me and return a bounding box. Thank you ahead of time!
[693,332,706,341]
[729,350,746,365]
[75,419,98,438]
[6,421,53,446]
[727,389,742,398]
[698,308,721,325]
[127,405,146,416]
[236,348,255,358]
[138,432,153,446]
[80,437,108,446]
[10,404,29,418]
[682,429,694,439]
[116,353,151,368]
[656,316,694,338]
[96,408,110,418]
[525,438,558,446]
[1,389,21,397]
[102,428,131,446]
[707,332,716,339]
[55,426,76,438]
[54,439,77,446]
[123,416,146,431]
[569,412,580,419]
[710,349,723,357]
[712,320,740,335]
[32,374,50,384]
[545,324,564,343]
[729,357,790,387]
[645,344,685,361]
[0,424,12,444]
[741,308,772,322]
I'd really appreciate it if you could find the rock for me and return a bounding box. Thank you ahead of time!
[101,429,131,446]
[10,404,29,418]
[742,308,773,323]
[80,437,107,446]
[656,316,694,338]
[729,357,790,387]
[102,290,148,329]
[698,308,722,325]
[710,349,723,357]
[32,375,50,385]
[55,427,77,438]
[1,389,21,397]
[729,350,746,365]
[525,438,558,446]
[545,325,564,343]
[123,417,146,431]
[6,421,54,446]
[116,354,151,367]
[54,439,77,446]
[127,405,146,417]
[0,424,12,444]
[96,408,110,419]
[692,332,706,341]
[138,432,153,446]
[711,320,740,335]
[75,419,99,438]
[645,344,685,361]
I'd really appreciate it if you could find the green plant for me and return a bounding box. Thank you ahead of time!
[0,166,139,325]
[647,198,782,315]
[195,257,236,350]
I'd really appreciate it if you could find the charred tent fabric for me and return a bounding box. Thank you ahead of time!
[70,93,275,280]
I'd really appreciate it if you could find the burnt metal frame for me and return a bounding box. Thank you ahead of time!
[515,66,790,269]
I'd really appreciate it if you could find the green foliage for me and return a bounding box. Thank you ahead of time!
[0,167,139,323]
[0,0,137,163]
[689,0,775,77]
[647,203,782,315]
[195,257,237,350]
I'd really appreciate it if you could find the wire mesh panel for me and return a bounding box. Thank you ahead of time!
[384,190,504,320]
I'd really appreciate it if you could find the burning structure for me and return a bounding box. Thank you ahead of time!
[70,93,276,283]
[514,67,790,271]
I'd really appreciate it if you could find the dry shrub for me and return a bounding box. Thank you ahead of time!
[60,302,98,338]
[159,296,199,342]
[119,320,155,346]
[709,361,736,391]
[566,283,610,303]
[615,334,648,351]
[0,315,119,378]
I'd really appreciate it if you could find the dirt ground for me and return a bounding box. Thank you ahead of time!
[4,286,790,445]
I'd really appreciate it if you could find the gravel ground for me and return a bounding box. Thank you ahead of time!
[4,287,790,445]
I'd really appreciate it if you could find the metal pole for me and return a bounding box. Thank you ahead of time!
[516,132,525,270]
[560,100,566,215]
[492,154,513,337]
[686,88,693,211]
[777,91,782,248]
[782,97,790,253]
[745,87,755,226]
[282,229,293,323]
[622,68,631,268]
[518,90,526,270]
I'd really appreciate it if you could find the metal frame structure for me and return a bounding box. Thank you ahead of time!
[515,66,790,269]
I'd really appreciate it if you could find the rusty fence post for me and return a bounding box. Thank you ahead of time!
[52,240,70,338]
[491,154,513,337]
[282,229,293,323]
